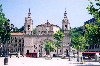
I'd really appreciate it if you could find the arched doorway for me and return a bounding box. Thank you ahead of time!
[27,50,29,54]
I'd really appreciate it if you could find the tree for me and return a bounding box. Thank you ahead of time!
[87,1,100,23]
[0,4,13,65]
[86,0,100,46]
[33,28,37,34]
[71,36,88,62]
[11,26,24,33]
[85,24,100,45]
[71,0,100,62]
[18,26,24,32]
[71,26,84,37]
[53,30,64,57]
[13,27,19,32]
[0,4,11,52]
[44,40,55,55]
[71,27,89,62]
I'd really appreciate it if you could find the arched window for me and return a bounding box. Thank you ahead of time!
[60,50,61,52]
[65,25,67,28]
[28,25,30,30]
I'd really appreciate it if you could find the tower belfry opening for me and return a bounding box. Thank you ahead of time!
[28,8,31,17]
[64,8,67,18]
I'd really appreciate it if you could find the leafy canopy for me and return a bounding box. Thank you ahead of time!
[44,40,55,53]
[72,36,88,52]
[0,4,12,44]
[53,30,64,48]
[85,0,100,45]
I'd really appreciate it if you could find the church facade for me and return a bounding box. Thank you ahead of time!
[23,9,71,57]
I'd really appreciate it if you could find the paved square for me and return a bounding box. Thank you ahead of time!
[0,57,100,66]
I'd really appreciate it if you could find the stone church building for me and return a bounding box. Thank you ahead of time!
[3,8,71,57]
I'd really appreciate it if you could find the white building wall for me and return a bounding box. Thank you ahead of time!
[53,26,60,33]
[24,36,34,54]
[24,34,70,56]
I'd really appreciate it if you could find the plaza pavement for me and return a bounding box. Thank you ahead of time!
[0,56,100,66]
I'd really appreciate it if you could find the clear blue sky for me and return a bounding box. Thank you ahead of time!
[0,0,93,28]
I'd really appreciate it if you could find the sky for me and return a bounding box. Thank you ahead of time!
[0,0,93,28]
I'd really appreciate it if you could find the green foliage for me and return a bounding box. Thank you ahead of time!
[71,26,84,37]
[18,26,24,32]
[12,26,24,33]
[85,24,100,45]
[33,28,37,34]
[44,40,55,54]
[86,1,100,45]
[87,1,100,22]
[53,30,64,42]
[13,27,19,32]
[53,30,64,56]
[72,36,88,52]
[53,30,64,48]
[0,4,12,44]
[71,27,89,52]
[72,1,100,52]
[54,41,61,49]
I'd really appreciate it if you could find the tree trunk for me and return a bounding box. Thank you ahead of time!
[46,50,49,55]
[77,51,79,62]
[80,52,83,62]
[62,43,64,57]
[4,41,8,65]
[57,47,58,57]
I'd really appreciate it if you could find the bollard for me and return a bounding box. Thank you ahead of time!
[4,57,8,65]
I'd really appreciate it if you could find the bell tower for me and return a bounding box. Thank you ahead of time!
[24,8,33,35]
[62,9,70,33]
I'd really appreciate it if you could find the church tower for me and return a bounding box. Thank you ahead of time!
[24,8,33,35]
[62,9,70,33]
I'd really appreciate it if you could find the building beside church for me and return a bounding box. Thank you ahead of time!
[0,8,71,57]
